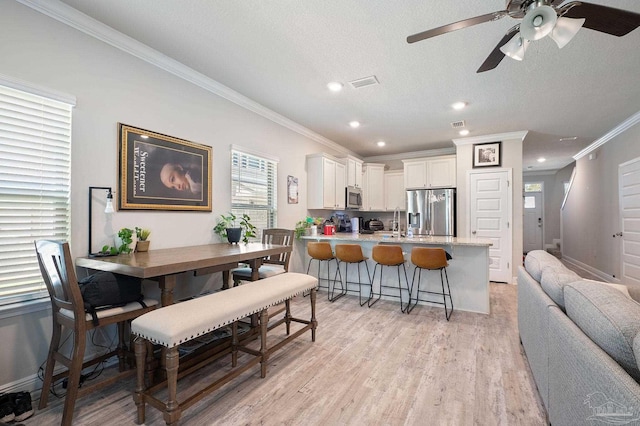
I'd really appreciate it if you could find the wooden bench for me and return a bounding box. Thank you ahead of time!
[131,272,318,425]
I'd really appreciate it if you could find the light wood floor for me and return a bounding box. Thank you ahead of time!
[31,283,546,425]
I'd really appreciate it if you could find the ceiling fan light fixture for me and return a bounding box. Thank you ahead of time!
[550,16,585,48]
[500,32,529,61]
[521,5,558,41]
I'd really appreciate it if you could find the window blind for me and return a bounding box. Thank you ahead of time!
[0,84,72,306]
[231,149,278,235]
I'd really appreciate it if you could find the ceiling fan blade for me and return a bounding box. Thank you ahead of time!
[407,11,508,44]
[476,25,520,73]
[561,1,640,36]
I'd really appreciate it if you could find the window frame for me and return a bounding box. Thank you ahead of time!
[0,75,75,317]
[230,146,278,238]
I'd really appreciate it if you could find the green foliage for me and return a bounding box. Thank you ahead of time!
[294,216,324,239]
[117,227,134,254]
[213,212,257,244]
[135,227,151,241]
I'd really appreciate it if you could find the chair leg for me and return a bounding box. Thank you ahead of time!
[441,268,453,321]
[39,322,62,410]
[400,263,410,314]
[117,321,126,372]
[368,264,383,308]
[62,330,87,426]
[361,261,373,306]
[285,299,292,335]
[329,259,345,302]
[406,266,421,314]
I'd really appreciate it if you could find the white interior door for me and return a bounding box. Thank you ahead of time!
[619,157,640,286]
[524,191,543,253]
[470,170,512,283]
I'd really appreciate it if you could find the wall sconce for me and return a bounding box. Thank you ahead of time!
[88,186,114,256]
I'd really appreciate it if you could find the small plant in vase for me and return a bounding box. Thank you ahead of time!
[295,216,324,239]
[114,227,135,254]
[213,212,257,244]
[135,227,151,252]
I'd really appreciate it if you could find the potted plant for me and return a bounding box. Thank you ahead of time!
[213,212,257,244]
[135,227,151,252]
[295,216,324,239]
[114,227,136,254]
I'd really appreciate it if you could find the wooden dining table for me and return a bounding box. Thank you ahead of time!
[75,242,292,306]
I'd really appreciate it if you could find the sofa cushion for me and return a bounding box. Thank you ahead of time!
[540,268,581,310]
[583,279,632,299]
[564,280,640,382]
[524,250,563,282]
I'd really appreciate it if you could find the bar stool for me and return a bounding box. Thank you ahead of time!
[334,244,373,306]
[368,245,410,313]
[406,247,453,320]
[306,241,344,302]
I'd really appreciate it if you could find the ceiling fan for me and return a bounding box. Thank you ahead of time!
[407,1,640,72]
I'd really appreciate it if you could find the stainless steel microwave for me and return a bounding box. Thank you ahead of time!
[345,186,362,209]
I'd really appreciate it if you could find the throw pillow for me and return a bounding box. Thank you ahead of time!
[524,250,562,282]
[540,268,581,310]
[564,281,640,382]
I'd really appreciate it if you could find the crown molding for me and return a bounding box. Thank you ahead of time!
[452,131,528,146]
[573,110,640,160]
[17,0,354,156]
[363,147,456,163]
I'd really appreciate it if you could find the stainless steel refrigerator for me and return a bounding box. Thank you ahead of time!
[406,188,456,236]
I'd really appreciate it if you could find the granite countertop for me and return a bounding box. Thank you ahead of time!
[300,232,493,247]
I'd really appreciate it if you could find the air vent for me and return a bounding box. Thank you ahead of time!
[450,120,466,128]
[349,75,379,89]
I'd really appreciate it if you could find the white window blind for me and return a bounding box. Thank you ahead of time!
[231,149,278,235]
[0,84,73,306]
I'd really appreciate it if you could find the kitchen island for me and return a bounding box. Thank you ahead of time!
[299,233,493,314]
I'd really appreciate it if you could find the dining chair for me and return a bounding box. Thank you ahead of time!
[232,228,295,286]
[35,240,158,426]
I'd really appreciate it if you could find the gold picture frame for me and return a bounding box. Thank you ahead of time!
[118,123,212,211]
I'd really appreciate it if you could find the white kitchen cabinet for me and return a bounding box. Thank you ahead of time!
[402,155,456,189]
[384,171,405,211]
[362,163,385,211]
[307,153,346,209]
[346,156,363,189]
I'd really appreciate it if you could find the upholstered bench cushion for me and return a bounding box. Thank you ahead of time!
[132,272,317,348]
[564,280,640,382]
[524,250,563,282]
[540,268,581,310]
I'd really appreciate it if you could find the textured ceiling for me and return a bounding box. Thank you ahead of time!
[56,0,640,171]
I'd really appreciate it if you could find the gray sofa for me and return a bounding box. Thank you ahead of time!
[518,250,640,425]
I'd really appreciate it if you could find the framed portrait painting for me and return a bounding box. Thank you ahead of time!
[473,141,501,168]
[118,123,212,211]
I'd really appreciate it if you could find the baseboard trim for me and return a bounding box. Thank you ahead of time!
[561,255,621,284]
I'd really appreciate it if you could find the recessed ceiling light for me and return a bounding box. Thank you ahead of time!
[537,157,546,163]
[327,82,343,92]
[377,141,386,147]
[559,136,577,141]
[452,101,467,110]
[458,129,470,136]
[349,121,360,128]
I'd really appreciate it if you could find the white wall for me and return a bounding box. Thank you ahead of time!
[0,1,345,390]
[562,122,640,280]
[455,135,524,283]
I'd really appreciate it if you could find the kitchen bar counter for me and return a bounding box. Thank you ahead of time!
[299,233,492,314]
[301,232,492,247]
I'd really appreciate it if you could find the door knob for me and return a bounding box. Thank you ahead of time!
[472,230,477,235]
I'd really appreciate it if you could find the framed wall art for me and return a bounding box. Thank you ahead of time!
[118,123,212,211]
[473,141,502,168]
[287,175,299,204]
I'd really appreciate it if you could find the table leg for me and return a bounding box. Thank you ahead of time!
[159,275,177,306]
